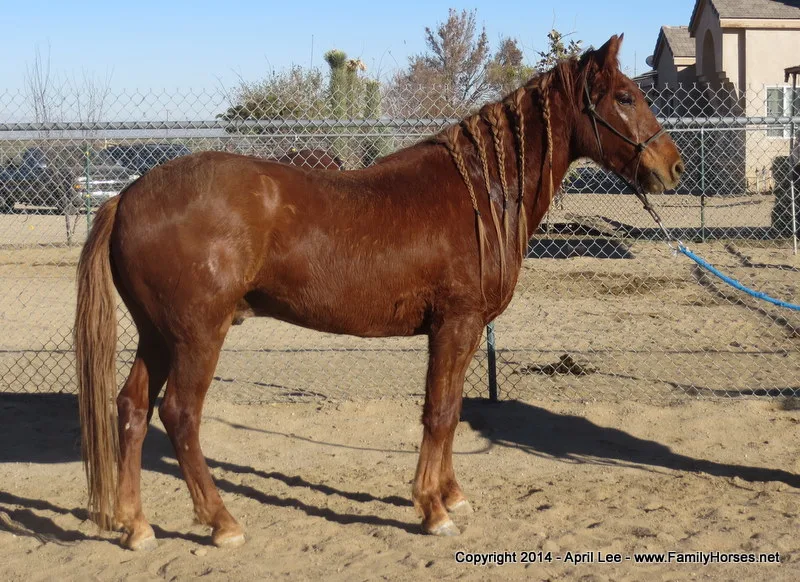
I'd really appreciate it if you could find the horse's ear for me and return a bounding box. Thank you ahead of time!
[581,34,623,94]
[594,34,623,72]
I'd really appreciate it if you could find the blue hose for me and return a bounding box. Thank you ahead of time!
[678,244,800,311]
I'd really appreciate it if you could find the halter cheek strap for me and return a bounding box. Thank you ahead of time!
[582,80,668,226]
[583,82,665,159]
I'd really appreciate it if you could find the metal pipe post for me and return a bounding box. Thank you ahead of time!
[85,147,91,231]
[486,322,498,402]
[700,127,706,243]
[790,74,798,255]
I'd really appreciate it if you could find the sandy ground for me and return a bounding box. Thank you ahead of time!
[1,198,799,580]
[1,393,800,581]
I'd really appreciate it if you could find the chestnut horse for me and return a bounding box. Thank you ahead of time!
[75,35,682,549]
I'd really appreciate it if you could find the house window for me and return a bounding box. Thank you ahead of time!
[766,86,799,138]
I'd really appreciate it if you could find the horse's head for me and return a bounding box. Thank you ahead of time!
[574,34,683,194]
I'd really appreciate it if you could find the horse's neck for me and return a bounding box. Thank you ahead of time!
[518,84,575,238]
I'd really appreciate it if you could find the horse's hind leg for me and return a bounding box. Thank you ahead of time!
[413,315,482,536]
[158,333,244,547]
[115,330,170,550]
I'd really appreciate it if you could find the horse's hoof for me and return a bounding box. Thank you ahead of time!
[427,519,460,537]
[130,535,158,551]
[212,527,246,548]
[447,499,473,515]
[120,525,157,551]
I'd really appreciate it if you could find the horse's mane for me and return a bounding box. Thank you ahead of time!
[366,58,587,303]
[428,57,583,302]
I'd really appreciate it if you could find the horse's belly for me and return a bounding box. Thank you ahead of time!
[238,288,430,338]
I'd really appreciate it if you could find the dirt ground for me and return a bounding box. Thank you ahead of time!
[1,203,800,580]
[1,393,800,581]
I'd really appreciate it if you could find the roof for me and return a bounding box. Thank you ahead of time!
[711,0,800,18]
[656,26,696,59]
[633,70,658,80]
[633,70,658,88]
[690,0,800,32]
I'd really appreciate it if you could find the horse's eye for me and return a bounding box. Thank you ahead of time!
[616,93,634,106]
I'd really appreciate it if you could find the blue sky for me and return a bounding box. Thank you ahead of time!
[0,0,697,92]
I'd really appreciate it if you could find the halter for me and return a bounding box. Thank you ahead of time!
[582,80,669,233]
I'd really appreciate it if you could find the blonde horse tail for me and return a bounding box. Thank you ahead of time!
[74,195,121,530]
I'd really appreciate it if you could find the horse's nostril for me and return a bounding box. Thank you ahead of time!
[673,160,685,177]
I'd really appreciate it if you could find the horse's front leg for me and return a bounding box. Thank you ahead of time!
[413,314,483,536]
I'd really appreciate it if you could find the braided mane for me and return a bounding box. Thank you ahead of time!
[439,124,488,303]
[434,60,577,303]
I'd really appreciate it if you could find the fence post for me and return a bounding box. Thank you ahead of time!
[700,127,706,243]
[789,73,797,255]
[85,147,92,232]
[486,322,498,401]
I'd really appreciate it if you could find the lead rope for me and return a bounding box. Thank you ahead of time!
[636,191,681,254]
[637,189,800,311]
[580,80,797,310]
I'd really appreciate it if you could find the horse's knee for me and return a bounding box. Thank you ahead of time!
[421,401,461,436]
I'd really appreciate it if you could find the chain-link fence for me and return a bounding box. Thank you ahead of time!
[0,83,798,403]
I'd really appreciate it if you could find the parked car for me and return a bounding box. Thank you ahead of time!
[0,145,139,213]
[104,143,191,175]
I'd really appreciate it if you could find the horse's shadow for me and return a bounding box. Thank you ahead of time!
[1,392,797,545]
[460,397,800,487]
[0,392,417,543]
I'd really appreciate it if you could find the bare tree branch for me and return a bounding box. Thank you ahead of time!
[24,43,66,129]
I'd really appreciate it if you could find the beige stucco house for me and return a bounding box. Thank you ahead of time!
[648,26,697,89]
[645,0,800,91]
[690,0,800,92]
[640,0,800,193]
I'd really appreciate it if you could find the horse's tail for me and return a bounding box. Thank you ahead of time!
[74,195,121,530]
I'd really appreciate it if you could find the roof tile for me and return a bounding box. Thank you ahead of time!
[710,0,800,20]
[662,26,696,58]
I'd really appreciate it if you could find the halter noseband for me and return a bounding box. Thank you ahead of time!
[582,79,667,222]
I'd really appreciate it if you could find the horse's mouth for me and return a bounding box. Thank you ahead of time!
[640,169,669,195]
